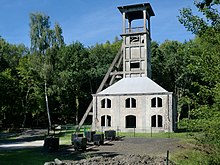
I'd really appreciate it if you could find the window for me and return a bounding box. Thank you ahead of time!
[125,98,130,108]
[151,98,156,107]
[158,98,162,107]
[130,61,140,69]
[101,100,105,108]
[101,98,111,108]
[125,98,136,108]
[107,115,111,126]
[151,97,163,108]
[130,36,140,43]
[151,115,163,128]
[101,115,111,127]
[101,116,105,126]
[125,115,136,128]
[158,115,163,127]
[107,99,111,108]
[151,115,156,127]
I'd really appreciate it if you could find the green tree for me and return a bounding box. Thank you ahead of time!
[29,12,64,130]
[57,42,90,125]
[179,1,220,162]
[0,37,29,128]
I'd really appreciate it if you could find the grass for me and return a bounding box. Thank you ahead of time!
[0,148,56,165]
[118,131,195,139]
[0,147,86,165]
[0,127,89,165]
[170,145,209,165]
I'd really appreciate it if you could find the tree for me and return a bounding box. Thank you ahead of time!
[0,37,29,128]
[178,0,220,35]
[179,1,220,163]
[57,42,90,125]
[29,12,64,130]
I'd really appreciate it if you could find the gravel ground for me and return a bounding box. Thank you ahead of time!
[87,137,180,156]
[57,137,180,165]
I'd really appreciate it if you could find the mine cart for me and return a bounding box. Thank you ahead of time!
[71,133,87,151]
[85,131,96,142]
[44,137,59,152]
[93,134,104,145]
[104,130,116,140]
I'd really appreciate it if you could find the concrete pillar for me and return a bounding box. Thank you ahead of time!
[92,95,97,131]
[148,18,151,37]
[143,10,147,31]
[122,12,126,34]
[128,20,132,32]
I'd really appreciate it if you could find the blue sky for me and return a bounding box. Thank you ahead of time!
[0,0,197,47]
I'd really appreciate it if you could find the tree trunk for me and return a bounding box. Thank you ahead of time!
[22,113,27,129]
[177,112,181,129]
[75,95,79,125]
[45,80,51,131]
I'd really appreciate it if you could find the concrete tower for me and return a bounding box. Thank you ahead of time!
[118,3,155,78]
[80,3,176,133]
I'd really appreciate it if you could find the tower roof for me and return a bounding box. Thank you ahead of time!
[96,77,168,96]
[118,3,155,21]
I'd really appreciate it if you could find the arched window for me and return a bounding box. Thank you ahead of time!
[151,97,163,108]
[125,98,130,108]
[158,98,162,107]
[158,115,163,127]
[151,115,163,128]
[151,115,156,127]
[151,98,156,107]
[107,99,111,108]
[101,99,105,108]
[131,98,136,108]
[101,98,111,108]
[101,115,112,127]
[107,115,111,126]
[125,98,136,108]
[101,115,105,126]
[125,115,136,128]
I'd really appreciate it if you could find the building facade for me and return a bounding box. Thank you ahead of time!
[92,3,177,133]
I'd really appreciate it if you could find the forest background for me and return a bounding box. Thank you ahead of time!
[0,0,220,163]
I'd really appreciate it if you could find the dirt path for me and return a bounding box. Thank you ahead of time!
[0,140,44,150]
[0,129,47,150]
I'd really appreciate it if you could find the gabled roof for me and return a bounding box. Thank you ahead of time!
[97,77,168,96]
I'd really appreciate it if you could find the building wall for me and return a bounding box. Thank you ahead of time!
[92,93,175,133]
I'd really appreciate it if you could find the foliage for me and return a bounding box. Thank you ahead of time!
[178,1,220,163]
[171,147,209,165]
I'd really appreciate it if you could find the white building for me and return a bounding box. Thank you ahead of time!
[92,3,177,133]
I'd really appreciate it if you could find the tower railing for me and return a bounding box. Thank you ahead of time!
[125,26,148,33]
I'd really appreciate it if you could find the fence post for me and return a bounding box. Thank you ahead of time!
[166,150,169,165]
[151,126,152,137]
[133,127,135,137]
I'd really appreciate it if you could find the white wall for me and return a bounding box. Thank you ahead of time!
[92,93,175,133]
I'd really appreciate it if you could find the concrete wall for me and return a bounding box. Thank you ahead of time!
[92,93,176,133]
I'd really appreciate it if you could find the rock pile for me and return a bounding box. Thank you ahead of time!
[44,155,175,165]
